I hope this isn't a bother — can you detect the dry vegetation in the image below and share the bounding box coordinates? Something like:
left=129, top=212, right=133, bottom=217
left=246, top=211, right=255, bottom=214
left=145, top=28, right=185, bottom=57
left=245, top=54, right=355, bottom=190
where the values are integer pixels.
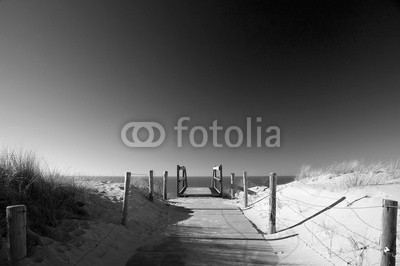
left=0, top=148, right=121, bottom=257
left=129, top=174, right=163, bottom=198
left=296, top=160, right=400, bottom=188
left=0, top=149, right=88, bottom=233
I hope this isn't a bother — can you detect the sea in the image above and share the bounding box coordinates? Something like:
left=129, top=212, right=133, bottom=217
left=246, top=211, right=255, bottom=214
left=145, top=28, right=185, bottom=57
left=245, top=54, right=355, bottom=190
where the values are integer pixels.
left=87, top=175, right=295, bottom=199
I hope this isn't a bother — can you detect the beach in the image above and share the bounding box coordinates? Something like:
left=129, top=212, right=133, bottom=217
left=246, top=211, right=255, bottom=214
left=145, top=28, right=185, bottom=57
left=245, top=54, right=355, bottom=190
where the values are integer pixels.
left=233, top=176, right=400, bottom=265
left=5, top=171, right=396, bottom=265
left=4, top=180, right=187, bottom=265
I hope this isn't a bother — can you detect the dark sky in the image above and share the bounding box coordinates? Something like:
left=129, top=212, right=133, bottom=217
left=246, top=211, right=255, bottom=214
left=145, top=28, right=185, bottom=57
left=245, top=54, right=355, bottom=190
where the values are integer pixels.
left=1, top=1, right=400, bottom=176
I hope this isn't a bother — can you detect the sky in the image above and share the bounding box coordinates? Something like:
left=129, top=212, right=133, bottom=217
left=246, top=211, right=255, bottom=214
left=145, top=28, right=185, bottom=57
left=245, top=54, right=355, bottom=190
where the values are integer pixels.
left=1, top=1, right=400, bottom=177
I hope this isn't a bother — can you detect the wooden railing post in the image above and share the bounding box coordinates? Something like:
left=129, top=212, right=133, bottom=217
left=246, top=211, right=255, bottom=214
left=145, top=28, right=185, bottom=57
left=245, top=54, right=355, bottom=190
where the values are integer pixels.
left=243, top=172, right=248, bottom=207
left=211, top=169, right=215, bottom=188
left=269, top=173, right=277, bottom=234
left=219, top=165, right=223, bottom=197
left=163, top=171, right=168, bottom=200
left=230, top=173, right=235, bottom=199
left=176, top=165, right=180, bottom=197
left=7, top=204, right=27, bottom=264
left=149, top=170, right=154, bottom=201
left=381, top=199, right=397, bottom=266
left=121, top=172, right=131, bottom=226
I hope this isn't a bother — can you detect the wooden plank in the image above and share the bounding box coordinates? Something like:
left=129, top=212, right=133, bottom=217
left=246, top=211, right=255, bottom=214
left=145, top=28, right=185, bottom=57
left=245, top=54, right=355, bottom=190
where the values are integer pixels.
left=181, top=187, right=220, bottom=197
left=128, top=198, right=279, bottom=265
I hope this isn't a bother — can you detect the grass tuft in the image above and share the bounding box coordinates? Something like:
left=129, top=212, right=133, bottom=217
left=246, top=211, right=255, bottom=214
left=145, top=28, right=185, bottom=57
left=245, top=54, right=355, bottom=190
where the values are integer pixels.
left=129, top=174, right=163, bottom=199
left=0, top=148, right=89, bottom=245
left=296, top=160, right=400, bottom=188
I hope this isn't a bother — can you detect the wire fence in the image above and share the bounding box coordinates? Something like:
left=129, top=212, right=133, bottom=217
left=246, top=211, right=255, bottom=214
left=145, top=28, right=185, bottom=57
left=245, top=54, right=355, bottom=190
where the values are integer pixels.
left=241, top=184, right=396, bottom=265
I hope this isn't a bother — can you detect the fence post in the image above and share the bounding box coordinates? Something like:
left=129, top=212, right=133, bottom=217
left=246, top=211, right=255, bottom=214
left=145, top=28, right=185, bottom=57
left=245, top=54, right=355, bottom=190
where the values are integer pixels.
left=219, top=165, right=223, bottom=197
left=7, top=204, right=27, bottom=264
left=381, top=199, right=397, bottom=266
left=243, top=172, right=248, bottom=208
left=149, top=170, right=154, bottom=201
left=269, top=172, right=277, bottom=234
left=176, top=165, right=179, bottom=197
left=163, top=171, right=168, bottom=200
left=230, top=173, right=235, bottom=199
left=121, top=172, right=131, bottom=226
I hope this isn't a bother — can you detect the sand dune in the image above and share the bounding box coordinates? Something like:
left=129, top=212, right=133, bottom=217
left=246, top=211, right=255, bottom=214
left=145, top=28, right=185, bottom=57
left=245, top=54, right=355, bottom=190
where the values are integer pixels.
left=15, top=176, right=400, bottom=265
left=234, top=180, right=400, bottom=265
left=21, top=181, right=185, bottom=266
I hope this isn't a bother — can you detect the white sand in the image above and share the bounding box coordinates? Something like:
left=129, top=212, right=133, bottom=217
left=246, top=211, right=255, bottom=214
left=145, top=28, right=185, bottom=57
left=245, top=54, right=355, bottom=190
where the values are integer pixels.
left=19, top=181, right=177, bottom=266
left=232, top=179, right=400, bottom=265
left=7, top=176, right=399, bottom=265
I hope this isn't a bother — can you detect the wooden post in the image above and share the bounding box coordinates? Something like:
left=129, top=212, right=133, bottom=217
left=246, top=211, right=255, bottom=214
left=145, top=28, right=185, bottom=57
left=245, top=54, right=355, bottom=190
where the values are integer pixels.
left=176, top=165, right=179, bottom=197
left=381, top=199, right=397, bottom=266
left=269, top=173, right=277, bottom=234
left=219, top=165, right=223, bottom=197
left=163, top=171, right=168, bottom=200
left=121, top=172, right=131, bottom=226
left=211, top=169, right=215, bottom=188
left=243, top=172, right=248, bottom=207
left=7, top=205, right=27, bottom=264
left=230, top=173, right=235, bottom=199
left=149, top=170, right=154, bottom=201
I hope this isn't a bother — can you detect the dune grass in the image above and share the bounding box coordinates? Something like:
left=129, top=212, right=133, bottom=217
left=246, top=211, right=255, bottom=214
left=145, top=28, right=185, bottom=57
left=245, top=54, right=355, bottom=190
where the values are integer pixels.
left=296, top=160, right=400, bottom=188
left=129, top=174, right=163, bottom=199
left=0, top=149, right=89, bottom=227
left=0, top=148, right=109, bottom=257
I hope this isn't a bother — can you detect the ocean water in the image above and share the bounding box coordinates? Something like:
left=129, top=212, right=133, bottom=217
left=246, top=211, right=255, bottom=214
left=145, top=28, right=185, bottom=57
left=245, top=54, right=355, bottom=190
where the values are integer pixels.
left=81, top=175, right=295, bottom=199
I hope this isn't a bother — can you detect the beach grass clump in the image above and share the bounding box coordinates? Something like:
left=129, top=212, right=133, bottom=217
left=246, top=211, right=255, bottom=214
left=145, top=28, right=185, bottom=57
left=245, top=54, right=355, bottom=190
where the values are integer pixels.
left=296, top=160, right=400, bottom=188
left=129, top=174, right=163, bottom=199
left=0, top=148, right=89, bottom=241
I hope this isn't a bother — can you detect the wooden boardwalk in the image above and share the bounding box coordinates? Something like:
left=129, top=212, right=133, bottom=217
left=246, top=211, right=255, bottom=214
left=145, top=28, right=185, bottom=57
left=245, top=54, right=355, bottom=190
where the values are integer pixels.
left=180, top=187, right=221, bottom=197
left=127, top=198, right=279, bottom=265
